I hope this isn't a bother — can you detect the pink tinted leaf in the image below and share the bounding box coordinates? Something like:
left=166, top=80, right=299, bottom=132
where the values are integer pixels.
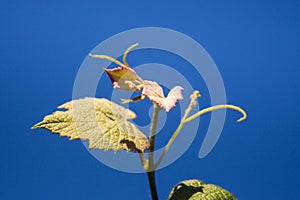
left=142, top=81, right=183, bottom=112
left=104, top=66, right=140, bottom=91
left=142, top=81, right=164, bottom=98
left=164, top=86, right=184, bottom=111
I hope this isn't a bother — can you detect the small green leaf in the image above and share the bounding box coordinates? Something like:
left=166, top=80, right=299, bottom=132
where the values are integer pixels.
left=32, top=98, right=149, bottom=152
left=168, top=179, right=236, bottom=200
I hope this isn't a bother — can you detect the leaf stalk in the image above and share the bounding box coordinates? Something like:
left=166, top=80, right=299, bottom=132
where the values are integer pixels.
left=146, top=103, right=160, bottom=200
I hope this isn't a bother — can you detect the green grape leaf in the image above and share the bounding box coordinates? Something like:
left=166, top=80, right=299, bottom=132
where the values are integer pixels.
left=31, top=97, right=149, bottom=152
left=142, top=80, right=183, bottom=112
left=168, top=179, right=236, bottom=200
left=104, top=66, right=141, bottom=91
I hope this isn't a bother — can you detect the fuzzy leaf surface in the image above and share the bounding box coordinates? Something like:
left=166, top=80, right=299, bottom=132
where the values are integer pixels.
left=32, top=98, right=149, bottom=152
left=168, top=179, right=236, bottom=200
left=142, top=80, right=183, bottom=112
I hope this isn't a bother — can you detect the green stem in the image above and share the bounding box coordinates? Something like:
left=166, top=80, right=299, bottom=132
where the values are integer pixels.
left=149, top=104, right=160, bottom=168
left=147, top=171, right=158, bottom=200
left=154, top=91, right=199, bottom=169
left=155, top=95, right=247, bottom=169
left=138, top=151, right=148, bottom=171
left=147, top=103, right=160, bottom=200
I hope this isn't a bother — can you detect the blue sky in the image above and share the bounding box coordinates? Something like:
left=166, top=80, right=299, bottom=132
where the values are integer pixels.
left=1, top=0, right=299, bottom=199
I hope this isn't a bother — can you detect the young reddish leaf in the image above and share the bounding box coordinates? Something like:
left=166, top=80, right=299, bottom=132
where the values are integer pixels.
left=142, top=81, right=183, bottom=112
left=104, top=66, right=141, bottom=91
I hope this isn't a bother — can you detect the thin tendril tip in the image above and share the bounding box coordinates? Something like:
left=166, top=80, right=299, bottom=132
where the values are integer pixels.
left=123, top=43, right=139, bottom=67
left=88, top=53, right=125, bottom=67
